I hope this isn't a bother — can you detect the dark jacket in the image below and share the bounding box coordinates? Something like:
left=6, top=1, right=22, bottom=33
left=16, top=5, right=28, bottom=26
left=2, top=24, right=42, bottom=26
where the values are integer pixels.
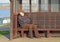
left=18, top=13, right=31, bottom=28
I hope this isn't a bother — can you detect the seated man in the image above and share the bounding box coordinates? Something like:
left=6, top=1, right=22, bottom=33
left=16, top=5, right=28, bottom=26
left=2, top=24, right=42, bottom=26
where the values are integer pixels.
left=17, top=11, right=39, bottom=38
left=18, top=11, right=31, bottom=28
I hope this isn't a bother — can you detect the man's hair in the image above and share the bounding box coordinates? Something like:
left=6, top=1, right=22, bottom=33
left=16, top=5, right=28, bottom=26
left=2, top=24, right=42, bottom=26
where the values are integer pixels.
left=20, top=10, right=24, bottom=13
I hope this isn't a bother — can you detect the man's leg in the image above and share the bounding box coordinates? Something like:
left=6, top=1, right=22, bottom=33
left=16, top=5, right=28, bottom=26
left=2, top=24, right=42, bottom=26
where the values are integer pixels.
left=23, top=24, right=33, bottom=38
left=33, top=25, right=39, bottom=37
left=28, top=25, right=33, bottom=38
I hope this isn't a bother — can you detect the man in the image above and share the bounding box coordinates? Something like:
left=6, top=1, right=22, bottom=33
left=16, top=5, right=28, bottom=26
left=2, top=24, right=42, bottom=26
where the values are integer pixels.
left=18, top=11, right=31, bottom=28
left=18, top=11, right=39, bottom=38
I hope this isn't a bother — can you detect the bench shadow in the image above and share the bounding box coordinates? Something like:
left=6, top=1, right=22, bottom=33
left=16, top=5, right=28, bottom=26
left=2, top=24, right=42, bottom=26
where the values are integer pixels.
left=0, top=25, right=10, bottom=39
left=0, top=31, right=10, bottom=39
left=4, top=34, right=10, bottom=39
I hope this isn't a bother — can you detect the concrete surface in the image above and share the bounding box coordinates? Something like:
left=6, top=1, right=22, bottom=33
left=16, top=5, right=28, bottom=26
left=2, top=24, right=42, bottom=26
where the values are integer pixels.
left=0, top=35, right=60, bottom=42
left=0, top=25, right=60, bottom=42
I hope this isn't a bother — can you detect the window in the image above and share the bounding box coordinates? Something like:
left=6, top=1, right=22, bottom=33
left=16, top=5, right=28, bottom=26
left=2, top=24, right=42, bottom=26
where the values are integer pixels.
left=16, top=0, right=20, bottom=12
left=31, top=0, right=39, bottom=12
left=51, top=0, right=59, bottom=12
left=22, top=0, right=30, bottom=12
left=17, top=0, right=22, bottom=4
left=41, top=0, right=48, bottom=12
left=16, top=0, right=60, bottom=12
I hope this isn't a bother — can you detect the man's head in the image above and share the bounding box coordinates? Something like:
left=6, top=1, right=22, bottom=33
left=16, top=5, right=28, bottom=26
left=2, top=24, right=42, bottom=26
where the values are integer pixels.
left=19, top=10, right=24, bottom=16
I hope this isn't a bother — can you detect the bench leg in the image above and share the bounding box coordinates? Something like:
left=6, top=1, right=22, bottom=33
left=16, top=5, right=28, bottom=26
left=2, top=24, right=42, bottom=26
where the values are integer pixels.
left=21, top=30, right=24, bottom=37
left=47, top=31, right=50, bottom=37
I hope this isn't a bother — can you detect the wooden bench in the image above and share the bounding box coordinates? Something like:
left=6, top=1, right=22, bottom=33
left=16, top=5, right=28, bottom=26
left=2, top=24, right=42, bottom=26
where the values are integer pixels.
left=14, top=14, right=60, bottom=38
left=37, top=28, right=60, bottom=37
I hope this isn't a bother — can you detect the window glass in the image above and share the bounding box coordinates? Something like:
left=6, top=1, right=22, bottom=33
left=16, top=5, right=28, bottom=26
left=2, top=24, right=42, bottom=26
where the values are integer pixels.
left=51, top=4, right=59, bottom=12
left=16, top=0, right=20, bottom=12
left=17, top=0, right=22, bottom=4
left=51, top=0, right=59, bottom=12
left=41, top=0, right=48, bottom=12
left=51, top=0, right=59, bottom=4
left=22, top=0, right=30, bottom=12
left=31, top=0, right=39, bottom=12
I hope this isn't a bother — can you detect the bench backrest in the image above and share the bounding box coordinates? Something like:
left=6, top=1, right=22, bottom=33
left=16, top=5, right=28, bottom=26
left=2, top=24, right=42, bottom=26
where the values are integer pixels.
left=16, top=13, right=60, bottom=28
